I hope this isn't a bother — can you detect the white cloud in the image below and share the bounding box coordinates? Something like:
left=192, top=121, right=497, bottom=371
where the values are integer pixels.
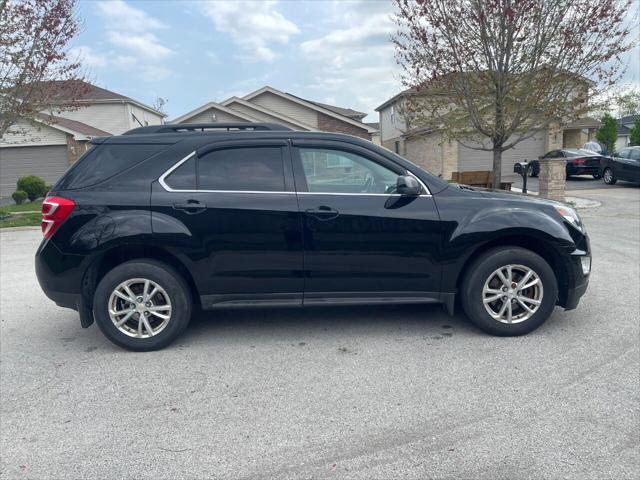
left=91, top=1, right=174, bottom=80
left=68, top=46, right=108, bottom=68
left=107, top=32, right=173, bottom=60
left=298, top=5, right=400, bottom=119
left=97, top=0, right=166, bottom=32
left=202, top=1, right=299, bottom=62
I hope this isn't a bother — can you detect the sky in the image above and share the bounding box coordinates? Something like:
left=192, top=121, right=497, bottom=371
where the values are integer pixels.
left=70, top=0, right=639, bottom=122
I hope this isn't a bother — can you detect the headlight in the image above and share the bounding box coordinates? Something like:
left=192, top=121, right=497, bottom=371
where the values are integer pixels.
left=554, top=205, right=585, bottom=232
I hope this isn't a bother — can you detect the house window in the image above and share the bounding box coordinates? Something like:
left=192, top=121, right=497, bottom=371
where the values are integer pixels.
left=390, top=105, right=395, bottom=124
left=394, top=141, right=400, bottom=154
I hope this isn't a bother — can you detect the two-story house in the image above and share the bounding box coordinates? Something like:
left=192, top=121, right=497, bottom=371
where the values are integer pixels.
left=376, top=87, right=600, bottom=180
left=0, top=81, right=165, bottom=198
left=171, top=86, right=378, bottom=141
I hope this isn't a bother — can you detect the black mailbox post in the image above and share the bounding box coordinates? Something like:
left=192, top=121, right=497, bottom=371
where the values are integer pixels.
left=514, top=160, right=530, bottom=194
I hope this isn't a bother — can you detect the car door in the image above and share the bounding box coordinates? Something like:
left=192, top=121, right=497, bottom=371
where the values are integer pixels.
left=151, top=140, right=304, bottom=308
left=290, top=140, right=442, bottom=304
left=621, top=149, right=640, bottom=182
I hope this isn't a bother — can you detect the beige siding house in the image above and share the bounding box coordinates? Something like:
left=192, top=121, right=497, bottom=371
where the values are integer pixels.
left=171, top=86, right=378, bottom=140
left=376, top=90, right=600, bottom=180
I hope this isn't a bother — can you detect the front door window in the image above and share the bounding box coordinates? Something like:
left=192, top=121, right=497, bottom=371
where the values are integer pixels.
left=299, top=148, right=399, bottom=194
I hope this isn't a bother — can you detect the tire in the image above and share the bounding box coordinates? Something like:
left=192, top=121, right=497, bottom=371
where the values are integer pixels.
left=93, top=259, right=192, bottom=351
left=603, top=167, right=617, bottom=185
left=460, top=247, right=558, bottom=336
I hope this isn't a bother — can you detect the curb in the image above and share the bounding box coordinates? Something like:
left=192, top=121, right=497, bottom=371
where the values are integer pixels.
left=0, top=226, right=40, bottom=232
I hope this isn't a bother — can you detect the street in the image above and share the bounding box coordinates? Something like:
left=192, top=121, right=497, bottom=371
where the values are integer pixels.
left=1, top=187, right=639, bottom=480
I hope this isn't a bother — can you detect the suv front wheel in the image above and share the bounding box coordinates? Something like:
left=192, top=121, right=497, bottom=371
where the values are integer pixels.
left=93, top=259, right=192, bottom=351
left=461, top=247, right=558, bottom=336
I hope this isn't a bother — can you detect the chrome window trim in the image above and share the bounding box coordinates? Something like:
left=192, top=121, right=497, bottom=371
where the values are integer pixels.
left=158, top=150, right=432, bottom=197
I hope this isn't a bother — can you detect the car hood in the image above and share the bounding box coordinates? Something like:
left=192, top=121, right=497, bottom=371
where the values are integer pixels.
left=448, top=183, right=566, bottom=208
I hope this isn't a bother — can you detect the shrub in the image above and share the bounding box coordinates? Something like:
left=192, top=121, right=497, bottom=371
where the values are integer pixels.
left=16, top=175, right=47, bottom=202
left=595, top=114, right=617, bottom=155
left=0, top=207, right=10, bottom=220
left=12, top=190, right=28, bottom=204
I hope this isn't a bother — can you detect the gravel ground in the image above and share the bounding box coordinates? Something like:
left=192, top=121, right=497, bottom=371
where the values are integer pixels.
left=1, top=186, right=638, bottom=480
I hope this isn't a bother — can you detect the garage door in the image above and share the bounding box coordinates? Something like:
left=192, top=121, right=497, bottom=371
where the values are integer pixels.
left=457, top=131, right=546, bottom=177
left=0, top=145, right=68, bottom=198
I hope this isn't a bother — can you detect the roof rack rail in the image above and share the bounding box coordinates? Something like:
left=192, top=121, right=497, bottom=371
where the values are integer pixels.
left=123, top=122, right=293, bottom=135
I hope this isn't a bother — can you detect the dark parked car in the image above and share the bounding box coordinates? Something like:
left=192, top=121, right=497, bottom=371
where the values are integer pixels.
left=36, top=123, right=591, bottom=351
left=600, top=146, right=640, bottom=185
left=540, top=149, right=604, bottom=179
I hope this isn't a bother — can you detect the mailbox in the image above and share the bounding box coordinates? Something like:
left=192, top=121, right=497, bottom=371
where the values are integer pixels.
left=513, top=161, right=530, bottom=193
left=514, top=161, right=528, bottom=175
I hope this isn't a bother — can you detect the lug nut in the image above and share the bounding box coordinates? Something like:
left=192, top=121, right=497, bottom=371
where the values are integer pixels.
left=146, top=302, right=151, bottom=307
left=144, top=311, right=149, bottom=316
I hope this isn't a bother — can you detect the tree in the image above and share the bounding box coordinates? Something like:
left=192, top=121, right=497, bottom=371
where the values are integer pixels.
left=393, top=0, right=635, bottom=188
left=152, top=96, right=168, bottom=115
left=630, top=117, right=640, bottom=146
left=615, top=88, right=640, bottom=118
left=0, top=0, right=87, bottom=137
left=596, top=114, right=618, bottom=154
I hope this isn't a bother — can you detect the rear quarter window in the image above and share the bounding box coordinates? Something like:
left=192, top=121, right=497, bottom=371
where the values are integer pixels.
left=56, top=143, right=167, bottom=190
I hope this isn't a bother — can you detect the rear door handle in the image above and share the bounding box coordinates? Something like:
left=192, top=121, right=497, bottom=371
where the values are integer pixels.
left=305, top=205, right=339, bottom=221
left=173, top=200, right=206, bottom=214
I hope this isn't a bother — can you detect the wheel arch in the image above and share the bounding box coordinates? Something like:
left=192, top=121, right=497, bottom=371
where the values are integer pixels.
left=81, top=245, right=201, bottom=313
left=454, top=234, right=570, bottom=305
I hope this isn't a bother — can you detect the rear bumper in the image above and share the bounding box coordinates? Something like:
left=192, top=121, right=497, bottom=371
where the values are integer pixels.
left=35, top=239, right=84, bottom=311
left=567, top=165, right=600, bottom=176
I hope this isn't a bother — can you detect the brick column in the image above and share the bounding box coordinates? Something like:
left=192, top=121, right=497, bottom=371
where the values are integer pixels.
left=538, top=157, right=566, bottom=202
left=65, top=134, right=87, bottom=164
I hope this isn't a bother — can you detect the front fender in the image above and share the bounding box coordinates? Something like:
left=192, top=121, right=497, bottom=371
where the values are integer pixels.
left=440, top=206, right=576, bottom=292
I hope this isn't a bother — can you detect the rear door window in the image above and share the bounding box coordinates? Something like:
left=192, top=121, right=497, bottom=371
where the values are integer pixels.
left=164, top=155, right=196, bottom=190
left=197, top=146, right=285, bottom=191
left=57, top=143, right=167, bottom=190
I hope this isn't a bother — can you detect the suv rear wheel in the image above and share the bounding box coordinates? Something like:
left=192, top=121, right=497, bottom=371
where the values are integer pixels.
left=461, top=247, right=558, bottom=336
left=93, top=260, right=192, bottom=351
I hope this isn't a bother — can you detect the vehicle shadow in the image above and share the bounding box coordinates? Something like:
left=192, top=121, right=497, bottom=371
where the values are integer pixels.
left=178, top=303, right=476, bottom=346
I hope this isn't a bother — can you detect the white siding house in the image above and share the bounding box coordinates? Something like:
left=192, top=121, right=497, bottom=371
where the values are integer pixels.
left=0, top=81, right=165, bottom=198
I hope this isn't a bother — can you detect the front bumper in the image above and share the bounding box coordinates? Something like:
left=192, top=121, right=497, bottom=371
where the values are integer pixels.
left=560, top=246, right=591, bottom=310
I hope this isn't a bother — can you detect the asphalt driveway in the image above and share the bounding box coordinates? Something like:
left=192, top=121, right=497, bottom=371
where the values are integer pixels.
left=1, top=187, right=638, bottom=479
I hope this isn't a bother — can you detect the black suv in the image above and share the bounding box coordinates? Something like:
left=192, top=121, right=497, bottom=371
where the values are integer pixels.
left=36, top=123, right=591, bottom=351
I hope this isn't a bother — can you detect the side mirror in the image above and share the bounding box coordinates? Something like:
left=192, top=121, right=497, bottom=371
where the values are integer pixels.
left=396, top=175, right=421, bottom=196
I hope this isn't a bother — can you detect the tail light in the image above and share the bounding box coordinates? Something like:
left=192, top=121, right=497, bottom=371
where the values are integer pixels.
left=572, top=158, right=586, bottom=165
left=41, top=196, right=75, bottom=238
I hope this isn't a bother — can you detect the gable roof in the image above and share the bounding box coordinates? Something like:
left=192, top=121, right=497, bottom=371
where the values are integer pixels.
left=169, top=102, right=261, bottom=124
left=242, top=86, right=377, bottom=133
left=221, top=96, right=316, bottom=131
left=35, top=114, right=111, bottom=138
left=618, top=114, right=638, bottom=126
left=39, top=80, right=166, bottom=117
left=303, top=100, right=366, bottom=120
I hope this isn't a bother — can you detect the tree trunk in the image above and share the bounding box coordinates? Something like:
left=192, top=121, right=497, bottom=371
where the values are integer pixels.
left=492, top=148, right=502, bottom=190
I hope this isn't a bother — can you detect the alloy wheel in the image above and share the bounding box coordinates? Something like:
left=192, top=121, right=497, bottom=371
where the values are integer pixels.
left=603, top=168, right=613, bottom=184
left=482, top=264, right=544, bottom=324
left=108, top=278, right=172, bottom=338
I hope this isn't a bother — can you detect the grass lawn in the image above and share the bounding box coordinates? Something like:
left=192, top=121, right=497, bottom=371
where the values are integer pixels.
left=3, top=200, right=42, bottom=213
left=0, top=212, right=41, bottom=228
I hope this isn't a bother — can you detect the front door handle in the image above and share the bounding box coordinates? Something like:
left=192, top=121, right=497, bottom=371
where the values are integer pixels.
left=305, top=205, right=339, bottom=221
left=173, top=200, right=207, bottom=214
